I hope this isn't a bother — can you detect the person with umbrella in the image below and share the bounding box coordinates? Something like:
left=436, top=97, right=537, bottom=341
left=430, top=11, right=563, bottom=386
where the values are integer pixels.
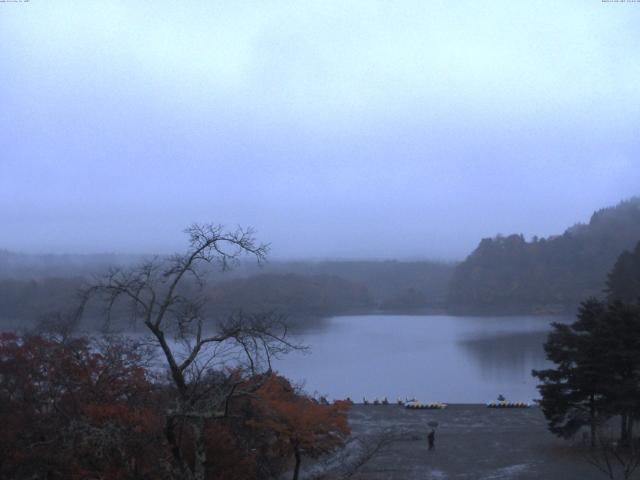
left=427, top=421, right=438, bottom=451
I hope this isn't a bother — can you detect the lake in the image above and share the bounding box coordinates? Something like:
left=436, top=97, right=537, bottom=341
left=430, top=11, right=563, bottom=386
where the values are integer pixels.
left=272, top=314, right=566, bottom=404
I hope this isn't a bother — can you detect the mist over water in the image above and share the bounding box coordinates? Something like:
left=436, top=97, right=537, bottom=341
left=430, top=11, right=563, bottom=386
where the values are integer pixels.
left=273, top=314, right=564, bottom=403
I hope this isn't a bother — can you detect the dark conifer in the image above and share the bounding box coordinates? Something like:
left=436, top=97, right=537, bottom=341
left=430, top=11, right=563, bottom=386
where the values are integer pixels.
left=606, top=241, right=640, bottom=304
left=533, top=299, right=640, bottom=446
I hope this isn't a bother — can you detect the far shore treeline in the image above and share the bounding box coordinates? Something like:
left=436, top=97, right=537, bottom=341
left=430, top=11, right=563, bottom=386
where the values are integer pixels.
left=1, top=197, right=639, bottom=330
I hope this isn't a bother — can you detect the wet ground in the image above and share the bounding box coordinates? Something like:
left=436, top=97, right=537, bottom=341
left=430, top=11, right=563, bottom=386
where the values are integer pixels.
left=310, top=405, right=607, bottom=480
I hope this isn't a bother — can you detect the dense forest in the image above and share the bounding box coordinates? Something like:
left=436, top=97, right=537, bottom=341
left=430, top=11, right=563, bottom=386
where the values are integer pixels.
left=206, top=273, right=374, bottom=325
left=1, top=197, right=639, bottom=326
left=448, top=198, right=640, bottom=313
left=0, top=255, right=454, bottom=330
left=257, top=260, right=454, bottom=312
left=0, top=250, right=138, bottom=279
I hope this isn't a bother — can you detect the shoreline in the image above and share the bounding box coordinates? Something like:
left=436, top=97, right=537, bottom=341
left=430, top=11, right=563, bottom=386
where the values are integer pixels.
left=302, top=404, right=603, bottom=479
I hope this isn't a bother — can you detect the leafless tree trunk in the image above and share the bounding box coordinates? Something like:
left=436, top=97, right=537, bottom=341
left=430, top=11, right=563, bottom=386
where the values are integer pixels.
left=293, top=442, right=302, bottom=480
left=585, top=425, right=640, bottom=480
left=78, top=223, right=300, bottom=480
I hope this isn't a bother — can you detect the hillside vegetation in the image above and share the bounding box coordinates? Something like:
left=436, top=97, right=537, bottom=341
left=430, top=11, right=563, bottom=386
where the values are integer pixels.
left=2, top=198, right=639, bottom=325
left=448, top=198, right=640, bottom=313
left=0, top=258, right=454, bottom=329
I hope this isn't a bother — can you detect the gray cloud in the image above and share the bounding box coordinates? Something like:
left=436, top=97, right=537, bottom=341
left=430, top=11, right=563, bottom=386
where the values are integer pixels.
left=1, top=1, right=639, bottom=259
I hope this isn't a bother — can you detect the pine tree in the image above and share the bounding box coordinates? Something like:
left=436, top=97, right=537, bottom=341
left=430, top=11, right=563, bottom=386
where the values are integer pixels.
left=532, top=299, right=610, bottom=446
left=607, top=241, right=640, bottom=303
left=533, top=299, right=640, bottom=445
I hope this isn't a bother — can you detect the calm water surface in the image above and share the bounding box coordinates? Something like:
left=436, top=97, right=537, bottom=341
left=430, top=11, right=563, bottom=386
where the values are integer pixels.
left=273, top=315, right=566, bottom=404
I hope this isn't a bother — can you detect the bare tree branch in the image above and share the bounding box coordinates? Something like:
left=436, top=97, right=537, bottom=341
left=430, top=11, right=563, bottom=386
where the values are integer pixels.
left=77, top=223, right=298, bottom=480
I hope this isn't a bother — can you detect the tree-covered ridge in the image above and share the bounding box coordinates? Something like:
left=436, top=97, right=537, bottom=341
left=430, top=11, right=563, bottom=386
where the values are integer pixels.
left=0, top=261, right=455, bottom=329
left=206, top=273, right=374, bottom=326
left=448, top=197, right=640, bottom=313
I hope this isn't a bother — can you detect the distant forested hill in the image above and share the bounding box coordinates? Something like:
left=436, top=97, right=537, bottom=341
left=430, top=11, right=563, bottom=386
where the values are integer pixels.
left=206, top=274, right=374, bottom=325
left=447, top=198, right=640, bottom=313
left=257, top=260, right=455, bottom=311
left=0, top=251, right=142, bottom=279
left=0, top=253, right=455, bottom=329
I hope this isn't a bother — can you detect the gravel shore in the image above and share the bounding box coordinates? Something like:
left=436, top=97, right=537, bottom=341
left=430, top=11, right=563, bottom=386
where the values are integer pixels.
left=317, top=404, right=606, bottom=480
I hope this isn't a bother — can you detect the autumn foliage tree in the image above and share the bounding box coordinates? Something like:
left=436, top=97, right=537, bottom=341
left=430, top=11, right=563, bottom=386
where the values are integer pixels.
left=250, top=374, right=351, bottom=480
left=0, top=333, right=352, bottom=480
left=0, top=332, right=164, bottom=479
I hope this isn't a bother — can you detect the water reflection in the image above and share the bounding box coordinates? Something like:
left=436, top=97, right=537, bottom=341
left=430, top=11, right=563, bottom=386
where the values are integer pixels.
left=459, top=331, right=551, bottom=384
left=273, top=315, right=566, bottom=403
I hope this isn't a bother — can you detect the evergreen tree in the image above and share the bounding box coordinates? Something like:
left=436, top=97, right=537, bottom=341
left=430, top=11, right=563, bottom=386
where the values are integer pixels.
left=532, top=299, right=609, bottom=446
left=606, top=241, right=640, bottom=304
left=594, top=301, right=640, bottom=443
left=533, top=299, right=640, bottom=445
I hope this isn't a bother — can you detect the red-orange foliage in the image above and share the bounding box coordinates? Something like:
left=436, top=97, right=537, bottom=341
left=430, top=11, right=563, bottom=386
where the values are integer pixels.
left=0, top=334, right=350, bottom=480
left=0, top=333, right=164, bottom=480
left=203, top=423, right=258, bottom=480
left=251, top=374, right=351, bottom=480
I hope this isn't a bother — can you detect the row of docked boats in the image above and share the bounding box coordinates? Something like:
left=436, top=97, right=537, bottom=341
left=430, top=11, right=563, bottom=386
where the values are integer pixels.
left=356, top=397, right=531, bottom=408
left=486, top=401, right=531, bottom=408
left=405, top=401, right=448, bottom=410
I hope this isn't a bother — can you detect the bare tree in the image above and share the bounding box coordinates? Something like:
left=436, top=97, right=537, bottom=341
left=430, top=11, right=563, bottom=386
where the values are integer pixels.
left=78, top=223, right=300, bottom=480
left=585, top=425, right=640, bottom=480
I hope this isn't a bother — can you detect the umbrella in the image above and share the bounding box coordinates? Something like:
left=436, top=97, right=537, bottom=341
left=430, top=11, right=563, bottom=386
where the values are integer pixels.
left=427, top=421, right=439, bottom=429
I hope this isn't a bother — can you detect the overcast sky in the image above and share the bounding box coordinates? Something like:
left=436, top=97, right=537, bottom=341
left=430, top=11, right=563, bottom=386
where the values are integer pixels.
left=1, top=1, right=639, bottom=260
